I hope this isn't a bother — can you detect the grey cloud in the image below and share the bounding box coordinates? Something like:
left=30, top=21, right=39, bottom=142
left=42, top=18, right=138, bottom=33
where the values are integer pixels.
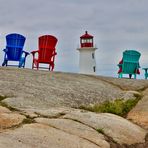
left=0, top=0, right=148, bottom=78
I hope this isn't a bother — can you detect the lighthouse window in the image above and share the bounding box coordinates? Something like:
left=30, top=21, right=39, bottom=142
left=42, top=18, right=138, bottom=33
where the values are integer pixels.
left=93, top=66, right=96, bottom=72
left=92, top=53, right=94, bottom=59
left=82, top=39, right=86, bottom=43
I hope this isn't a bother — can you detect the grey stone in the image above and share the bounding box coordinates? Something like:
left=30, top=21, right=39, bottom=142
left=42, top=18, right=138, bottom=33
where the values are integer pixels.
left=0, top=67, right=142, bottom=109
left=0, top=123, right=100, bottom=148
left=35, top=118, right=110, bottom=148
left=64, top=111, right=147, bottom=145
left=0, top=106, right=25, bottom=131
left=127, top=88, right=148, bottom=129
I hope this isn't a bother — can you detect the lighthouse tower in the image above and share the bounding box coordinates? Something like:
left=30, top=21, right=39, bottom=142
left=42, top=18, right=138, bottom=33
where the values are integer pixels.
left=77, top=31, right=97, bottom=75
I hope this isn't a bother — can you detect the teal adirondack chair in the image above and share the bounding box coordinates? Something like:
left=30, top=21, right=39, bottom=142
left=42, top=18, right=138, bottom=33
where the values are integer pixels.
left=118, top=50, right=141, bottom=79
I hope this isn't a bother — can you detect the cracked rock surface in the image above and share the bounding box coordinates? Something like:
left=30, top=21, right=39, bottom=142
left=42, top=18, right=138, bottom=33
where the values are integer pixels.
left=0, top=67, right=148, bottom=148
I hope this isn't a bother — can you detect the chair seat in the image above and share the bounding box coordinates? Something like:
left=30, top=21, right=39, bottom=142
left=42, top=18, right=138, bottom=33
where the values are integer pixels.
left=34, top=58, right=54, bottom=64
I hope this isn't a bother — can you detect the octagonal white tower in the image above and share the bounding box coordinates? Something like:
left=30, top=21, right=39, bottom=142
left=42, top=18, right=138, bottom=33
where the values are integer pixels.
left=77, top=31, right=97, bottom=75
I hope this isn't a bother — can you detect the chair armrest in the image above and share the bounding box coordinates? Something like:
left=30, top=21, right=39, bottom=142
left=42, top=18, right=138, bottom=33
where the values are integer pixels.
left=143, top=68, right=148, bottom=73
left=3, top=48, right=8, bottom=52
left=31, top=50, right=39, bottom=55
left=142, top=68, right=148, bottom=70
left=31, top=50, right=39, bottom=58
left=22, top=51, right=30, bottom=57
left=52, top=52, right=57, bottom=56
left=117, top=64, right=122, bottom=67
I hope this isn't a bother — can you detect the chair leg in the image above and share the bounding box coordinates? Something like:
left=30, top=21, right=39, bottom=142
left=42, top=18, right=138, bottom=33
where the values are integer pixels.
left=23, top=59, right=26, bottom=68
left=129, top=74, right=132, bottom=79
left=32, top=60, right=38, bottom=70
left=51, top=64, right=55, bottom=71
left=119, top=73, right=122, bottom=78
left=19, top=57, right=25, bottom=68
left=2, top=62, right=5, bottom=66
left=37, top=63, right=39, bottom=70
left=32, top=62, right=34, bottom=69
left=6, top=60, right=8, bottom=66
left=2, top=60, right=7, bottom=66
left=145, top=74, right=147, bottom=80
left=49, top=65, right=51, bottom=71
left=145, top=71, right=148, bottom=79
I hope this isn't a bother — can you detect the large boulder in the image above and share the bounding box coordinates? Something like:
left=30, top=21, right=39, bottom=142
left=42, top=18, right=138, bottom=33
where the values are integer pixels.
left=64, top=110, right=147, bottom=145
left=127, top=88, right=148, bottom=129
left=0, top=67, right=142, bottom=109
left=35, top=118, right=110, bottom=148
left=0, top=123, right=101, bottom=148
left=0, top=106, right=25, bottom=132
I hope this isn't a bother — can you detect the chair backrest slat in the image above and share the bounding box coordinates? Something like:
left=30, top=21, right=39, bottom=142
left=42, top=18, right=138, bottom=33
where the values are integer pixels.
left=6, top=33, right=26, bottom=61
left=123, top=50, right=140, bottom=62
left=122, top=50, right=141, bottom=74
left=38, top=35, right=57, bottom=62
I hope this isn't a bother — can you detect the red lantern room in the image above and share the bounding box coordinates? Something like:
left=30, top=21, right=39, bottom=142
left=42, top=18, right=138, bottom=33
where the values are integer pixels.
left=80, top=31, right=93, bottom=48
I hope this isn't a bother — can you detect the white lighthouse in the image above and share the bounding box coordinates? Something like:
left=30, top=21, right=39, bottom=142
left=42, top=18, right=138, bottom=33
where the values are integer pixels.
left=77, top=31, right=97, bottom=75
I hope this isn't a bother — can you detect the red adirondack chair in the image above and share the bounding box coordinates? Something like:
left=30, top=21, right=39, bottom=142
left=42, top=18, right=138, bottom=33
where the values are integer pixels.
left=31, top=35, right=58, bottom=71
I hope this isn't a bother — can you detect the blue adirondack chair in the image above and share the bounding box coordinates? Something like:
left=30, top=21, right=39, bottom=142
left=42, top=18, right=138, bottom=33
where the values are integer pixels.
left=2, top=33, right=29, bottom=68
left=118, top=50, right=141, bottom=79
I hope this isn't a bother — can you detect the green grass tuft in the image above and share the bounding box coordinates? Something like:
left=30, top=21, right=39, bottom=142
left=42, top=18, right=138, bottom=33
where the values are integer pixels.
left=96, top=128, right=104, bottom=134
left=0, top=101, right=19, bottom=111
left=79, top=98, right=140, bottom=117
left=22, top=118, right=35, bottom=124
left=0, top=95, right=7, bottom=101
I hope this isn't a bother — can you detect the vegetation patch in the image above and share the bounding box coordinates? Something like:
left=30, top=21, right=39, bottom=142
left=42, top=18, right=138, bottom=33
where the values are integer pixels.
left=22, top=118, right=35, bottom=124
left=79, top=98, right=140, bottom=117
left=0, top=95, right=20, bottom=111
left=96, top=128, right=104, bottom=134
left=0, top=101, right=19, bottom=111
left=0, top=95, right=7, bottom=101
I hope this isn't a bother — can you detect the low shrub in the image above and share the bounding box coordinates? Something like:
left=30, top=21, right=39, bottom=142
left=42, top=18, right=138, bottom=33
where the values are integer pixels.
left=79, top=98, right=140, bottom=117
left=0, top=95, right=7, bottom=101
left=96, top=128, right=104, bottom=134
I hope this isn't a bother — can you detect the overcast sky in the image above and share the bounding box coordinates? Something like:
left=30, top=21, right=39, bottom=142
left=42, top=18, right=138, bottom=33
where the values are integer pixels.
left=0, top=0, right=148, bottom=79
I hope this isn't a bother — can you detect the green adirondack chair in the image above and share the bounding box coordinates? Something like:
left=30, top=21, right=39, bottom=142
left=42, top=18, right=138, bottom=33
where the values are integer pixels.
left=118, top=50, right=141, bottom=79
